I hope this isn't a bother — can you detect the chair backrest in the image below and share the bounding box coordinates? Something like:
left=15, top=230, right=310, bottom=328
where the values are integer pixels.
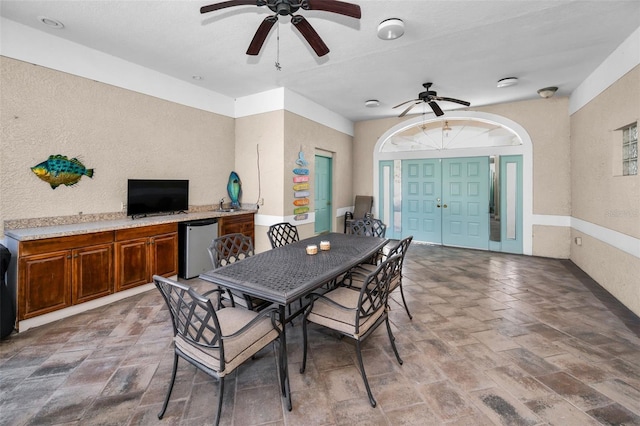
left=385, top=236, right=413, bottom=280
left=209, top=233, right=254, bottom=268
left=355, top=254, right=402, bottom=331
left=352, top=196, right=374, bottom=220
left=267, top=222, right=300, bottom=248
left=386, top=236, right=413, bottom=264
left=154, top=276, right=224, bottom=368
left=349, top=218, right=387, bottom=238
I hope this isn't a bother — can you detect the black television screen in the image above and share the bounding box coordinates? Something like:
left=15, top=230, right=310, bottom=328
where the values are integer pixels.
left=127, top=179, right=189, bottom=218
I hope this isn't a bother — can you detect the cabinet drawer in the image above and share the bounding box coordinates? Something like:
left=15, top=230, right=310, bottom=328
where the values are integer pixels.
left=20, top=231, right=113, bottom=257
left=115, top=223, right=177, bottom=241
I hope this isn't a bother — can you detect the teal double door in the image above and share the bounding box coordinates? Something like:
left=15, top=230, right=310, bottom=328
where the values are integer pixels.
left=401, top=157, right=490, bottom=249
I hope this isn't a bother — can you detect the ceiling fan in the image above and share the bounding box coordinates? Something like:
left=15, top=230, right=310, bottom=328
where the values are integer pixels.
left=393, top=82, right=471, bottom=117
left=200, top=0, right=362, bottom=57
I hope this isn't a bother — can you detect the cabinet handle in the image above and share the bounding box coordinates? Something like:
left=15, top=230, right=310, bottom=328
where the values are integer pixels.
left=66, top=255, right=72, bottom=259
left=73, top=254, right=79, bottom=258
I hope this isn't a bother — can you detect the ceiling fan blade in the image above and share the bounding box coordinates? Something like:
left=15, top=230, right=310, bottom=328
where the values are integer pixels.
left=393, top=99, right=420, bottom=109
left=201, top=0, right=257, bottom=14
left=437, top=97, right=471, bottom=107
left=399, top=102, right=420, bottom=117
left=246, top=16, right=277, bottom=55
left=291, top=15, right=330, bottom=57
left=429, top=101, right=444, bottom=116
left=302, top=0, right=362, bottom=18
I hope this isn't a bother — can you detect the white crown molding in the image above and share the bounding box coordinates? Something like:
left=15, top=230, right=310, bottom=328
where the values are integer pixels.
left=569, top=26, right=640, bottom=115
left=0, top=18, right=235, bottom=117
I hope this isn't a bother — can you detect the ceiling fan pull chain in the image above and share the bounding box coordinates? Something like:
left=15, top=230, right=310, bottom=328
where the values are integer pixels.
left=275, top=21, right=282, bottom=71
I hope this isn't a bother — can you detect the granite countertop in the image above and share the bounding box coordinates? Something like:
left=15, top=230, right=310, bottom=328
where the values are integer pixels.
left=5, top=209, right=256, bottom=242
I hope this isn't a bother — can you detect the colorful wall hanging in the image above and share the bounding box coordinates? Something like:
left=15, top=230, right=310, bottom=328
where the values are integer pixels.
left=31, top=155, right=94, bottom=189
left=293, top=148, right=309, bottom=220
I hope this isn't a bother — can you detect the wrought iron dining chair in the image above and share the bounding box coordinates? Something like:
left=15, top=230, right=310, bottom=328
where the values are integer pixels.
left=299, top=254, right=403, bottom=408
left=343, top=236, right=414, bottom=319
left=154, top=275, right=284, bottom=426
left=349, top=218, right=387, bottom=264
left=267, top=222, right=300, bottom=248
left=208, top=233, right=270, bottom=311
left=344, top=195, right=374, bottom=233
left=349, top=217, right=387, bottom=237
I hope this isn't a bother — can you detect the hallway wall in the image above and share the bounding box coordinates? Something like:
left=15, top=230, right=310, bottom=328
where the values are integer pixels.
left=570, top=65, right=640, bottom=316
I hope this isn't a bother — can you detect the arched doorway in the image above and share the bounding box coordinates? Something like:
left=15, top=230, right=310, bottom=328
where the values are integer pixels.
left=373, top=111, right=532, bottom=255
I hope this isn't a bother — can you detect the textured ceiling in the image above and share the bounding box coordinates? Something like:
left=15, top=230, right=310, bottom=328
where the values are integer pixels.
left=1, top=0, right=639, bottom=121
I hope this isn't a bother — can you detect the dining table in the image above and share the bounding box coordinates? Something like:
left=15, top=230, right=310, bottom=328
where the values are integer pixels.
left=199, top=232, right=389, bottom=411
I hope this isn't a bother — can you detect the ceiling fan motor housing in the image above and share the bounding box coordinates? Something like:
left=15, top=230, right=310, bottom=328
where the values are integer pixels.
left=418, top=90, right=437, bottom=101
left=271, top=0, right=300, bottom=15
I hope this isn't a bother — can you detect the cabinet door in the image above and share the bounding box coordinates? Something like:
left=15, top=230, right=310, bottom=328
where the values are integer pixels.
left=19, top=251, right=71, bottom=320
left=72, top=244, right=113, bottom=304
left=115, top=238, right=150, bottom=291
left=219, top=214, right=255, bottom=242
left=151, top=232, right=178, bottom=278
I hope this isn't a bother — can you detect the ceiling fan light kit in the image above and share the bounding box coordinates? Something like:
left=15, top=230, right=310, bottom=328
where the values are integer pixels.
left=377, top=18, right=404, bottom=40
left=497, top=77, right=518, bottom=88
left=537, top=86, right=558, bottom=98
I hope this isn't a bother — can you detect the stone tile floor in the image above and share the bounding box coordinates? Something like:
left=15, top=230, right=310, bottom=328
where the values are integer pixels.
left=1, top=244, right=639, bottom=425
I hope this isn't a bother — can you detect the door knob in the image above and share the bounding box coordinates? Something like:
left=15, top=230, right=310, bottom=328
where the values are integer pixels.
left=443, top=204, right=448, bottom=208
left=437, top=204, right=441, bottom=208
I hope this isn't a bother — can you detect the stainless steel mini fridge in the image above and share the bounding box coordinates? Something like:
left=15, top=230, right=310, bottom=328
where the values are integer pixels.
left=178, top=218, right=218, bottom=279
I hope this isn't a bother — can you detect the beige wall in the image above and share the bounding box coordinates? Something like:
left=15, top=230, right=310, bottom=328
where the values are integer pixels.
left=570, top=66, right=640, bottom=315
left=0, top=57, right=235, bottom=239
left=235, top=110, right=353, bottom=253
left=284, top=111, right=353, bottom=239
left=353, top=98, right=572, bottom=257
left=571, top=67, right=639, bottom=236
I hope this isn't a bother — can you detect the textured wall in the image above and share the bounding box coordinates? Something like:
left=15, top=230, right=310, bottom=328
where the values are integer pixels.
left=570, top=66, right=640, bottom=316
left=0, top=57, right=235, bottom=238
left=571, top=66, right=640, bottom=237
left=235, top=110, right=353, bottom=253
left=284, top=111, right=353, bottom=235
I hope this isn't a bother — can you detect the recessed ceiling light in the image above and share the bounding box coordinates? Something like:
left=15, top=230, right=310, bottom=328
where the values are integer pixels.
left=365, top=100, right=380, bottom=108
left=192, top=75, right=204, bottom=81
left=497, top=77, right=518, bottom=88
left=38, top=16, right=64, bottom=29
left=377, top=19, right=404, bottom=40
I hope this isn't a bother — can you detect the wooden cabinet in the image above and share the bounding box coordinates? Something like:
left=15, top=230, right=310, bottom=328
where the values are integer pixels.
left=115, top=223, right=178, bottom=291
left=219, top=213, right=255, bottom=242
left=17, top=232, right=113, bottom=320
left=72, top=244, right=113, bottom=304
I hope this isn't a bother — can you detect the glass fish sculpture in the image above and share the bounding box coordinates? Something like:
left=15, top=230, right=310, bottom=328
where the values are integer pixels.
left=227, top=171, right=242, bottom=208
left=31, top=155, right=94, bottom=189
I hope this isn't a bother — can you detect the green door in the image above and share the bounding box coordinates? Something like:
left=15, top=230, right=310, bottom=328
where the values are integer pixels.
left=314, top=155, right=332, bottom=234
left=401, top=159, right=442, bottom=243
left=395, top=157, right=489, bottom=248
left=442, top=157, right=490, bottom=249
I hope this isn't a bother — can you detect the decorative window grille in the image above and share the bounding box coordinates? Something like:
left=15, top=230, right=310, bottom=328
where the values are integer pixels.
left=622, top=122, right=638, bottom=176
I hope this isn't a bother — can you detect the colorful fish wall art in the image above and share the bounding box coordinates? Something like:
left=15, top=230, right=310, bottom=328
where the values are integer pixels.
left=31, top=155, right=94, bottom=189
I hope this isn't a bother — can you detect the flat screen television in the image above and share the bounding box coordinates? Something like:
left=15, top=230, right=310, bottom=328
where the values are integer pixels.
left=127, top=179, right=189, bottom=218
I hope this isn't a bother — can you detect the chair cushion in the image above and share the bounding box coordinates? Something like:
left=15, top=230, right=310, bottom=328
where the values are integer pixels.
left=348, top=268, right=400, bottom=292
left=174, top=307, right=279, bottom=377
left=307, top=287, right=384, bottom=339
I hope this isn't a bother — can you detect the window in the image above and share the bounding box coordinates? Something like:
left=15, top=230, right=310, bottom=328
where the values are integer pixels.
left=623, top=122, right=638, bottom=176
